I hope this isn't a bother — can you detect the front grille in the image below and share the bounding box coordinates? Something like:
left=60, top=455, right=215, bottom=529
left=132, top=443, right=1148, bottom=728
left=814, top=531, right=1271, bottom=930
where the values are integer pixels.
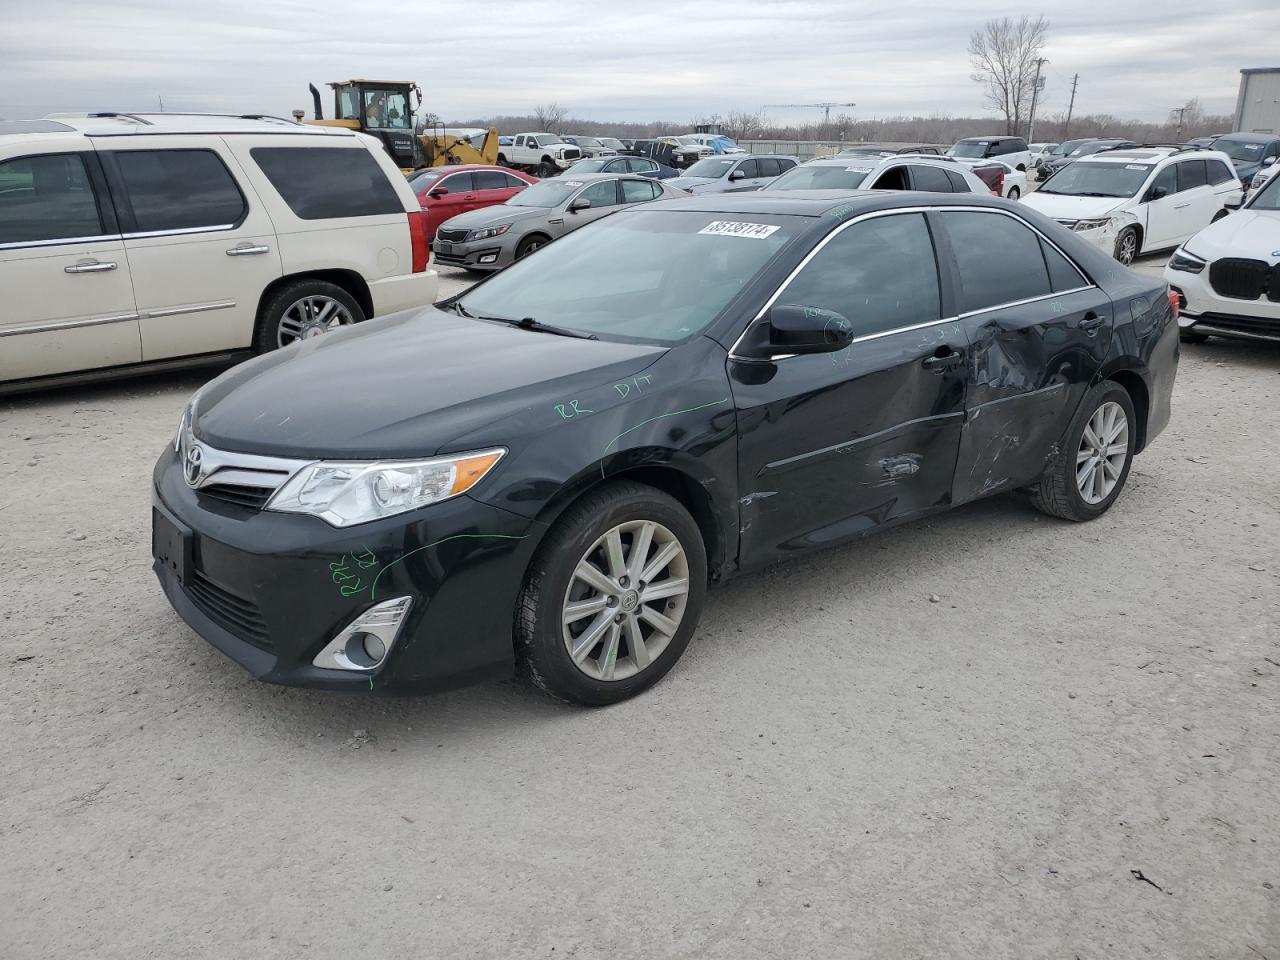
left=562, top=148, right=581, bottom=161
left=1209, top=257, right=1270, bottom=300
left=435, top=227, right=468, bottom=243
left=198, top=483, right=275, bottom=510
left=188, top=569, right=272, bottom=650
left=1196, top=312, right=1280, bottom=339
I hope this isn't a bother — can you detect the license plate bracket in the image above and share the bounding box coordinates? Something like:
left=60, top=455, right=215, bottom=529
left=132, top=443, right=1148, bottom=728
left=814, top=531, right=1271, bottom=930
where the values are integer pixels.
left=152, top=506, right=192, bottom=585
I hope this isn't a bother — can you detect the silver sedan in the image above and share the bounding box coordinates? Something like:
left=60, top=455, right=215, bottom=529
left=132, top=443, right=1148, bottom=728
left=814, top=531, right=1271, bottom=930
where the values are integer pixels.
left=431, top=173, right=688, bottom=273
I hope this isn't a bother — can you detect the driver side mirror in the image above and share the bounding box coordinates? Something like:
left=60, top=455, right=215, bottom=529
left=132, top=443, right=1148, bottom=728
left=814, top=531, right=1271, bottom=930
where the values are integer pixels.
left=1146, top=185, right=1168, bottom=202
left=1264, top=156, right=1277, bottom=167
left=428, top=187, right=448, bottom=198
left=767, top=304, right=854, bottom=354
left=1224, top=194, right=1244, bottom=211
left=729, top=169, right=746, bottom=181
left=569, top=198, right=592, bottom=212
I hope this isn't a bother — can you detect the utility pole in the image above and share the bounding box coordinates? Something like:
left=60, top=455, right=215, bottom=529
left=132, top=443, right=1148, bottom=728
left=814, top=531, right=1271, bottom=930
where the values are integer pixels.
left=1063, top=74, right=1079, bottom=139
left=1027, top=58, right=1047, bottom=143
left=1174, top=105, right=1187, bottom=141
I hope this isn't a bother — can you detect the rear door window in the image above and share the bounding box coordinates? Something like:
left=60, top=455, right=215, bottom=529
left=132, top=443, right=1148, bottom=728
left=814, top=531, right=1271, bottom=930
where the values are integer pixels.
left=0, top=152, right=105, bottom=244
left=1176, top=159, right=1208, bottom=191
left=473, top=170, right=513, bottom=190
left=621, top=179, right=660, bottom=203
left=943, top=169, right=972, bottom=192
left=940, top=211, right=1053, bottom=312
left=1206, top=159, right=1235, bottom=185
left=758, top=158, right=782, bottom=177
left=908, top=165, right=953, bottom=192
left=251, top=146, right=403, bottom=220
left=113, top=149, right=246, bottom=232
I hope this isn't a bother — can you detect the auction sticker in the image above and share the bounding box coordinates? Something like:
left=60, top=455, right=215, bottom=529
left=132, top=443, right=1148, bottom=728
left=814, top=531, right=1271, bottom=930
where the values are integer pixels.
left=698, top=221, right=781, bottom=239
left=1125, top=164, right=1151, bottom=171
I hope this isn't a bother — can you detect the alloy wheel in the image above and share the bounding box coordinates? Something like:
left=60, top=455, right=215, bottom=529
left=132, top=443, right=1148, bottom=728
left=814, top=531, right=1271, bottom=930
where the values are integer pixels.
left=1076, top=401, right=1129, bottom=504
left=561, top=520, right=690, bottom=681
left=1117, top=231, right=1137, bottom=265
left=277, top=295, right=355, bottom=348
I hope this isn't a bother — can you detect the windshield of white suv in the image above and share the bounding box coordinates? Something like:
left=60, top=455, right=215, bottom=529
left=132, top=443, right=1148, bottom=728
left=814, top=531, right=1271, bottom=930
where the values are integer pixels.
left=948, top=141, right=991, bottom=158
left=1038, top=161, right=1154, bottom=198
left=683, top=158, right=736, bottom=178
left=1214, top=138, right=1266, bottom=162
left=1250, top=171, right=1280, bottom=210
left=454, top=209, right=800, bottom=344
left=766, top=164, right=873, bottom=190
left=507, top=180, right=584, bottom=207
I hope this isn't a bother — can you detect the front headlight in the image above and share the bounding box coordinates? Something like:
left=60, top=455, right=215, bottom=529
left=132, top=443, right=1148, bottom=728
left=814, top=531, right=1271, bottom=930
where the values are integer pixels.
left=1168, top=249, right=1207, bottom=274
left=267, top=448, right=506, bottom=527
left=466, top=224, right=510, bottom=242
left=1072, top=218, right=1111, bottom=232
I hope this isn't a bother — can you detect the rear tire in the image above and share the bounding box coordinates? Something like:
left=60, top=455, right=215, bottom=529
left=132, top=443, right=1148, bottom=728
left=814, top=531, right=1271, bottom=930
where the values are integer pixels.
left=538, top=159, right=556, bottom=178
left=515, top=481, right=707, bottom=706
left=496, top=153, right=508, bottom=166
left=254, top=279, right=365, bottom=354
left=1030, top=381, right=1136, bottom=522
left=1008, top=186, right=1021, bottom=200
left=1113, top=226, right=1140, bottom=265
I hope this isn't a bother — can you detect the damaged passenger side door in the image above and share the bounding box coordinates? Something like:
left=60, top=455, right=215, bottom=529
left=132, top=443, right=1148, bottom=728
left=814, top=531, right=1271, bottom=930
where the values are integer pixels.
left=935, top=209, right=1112, bottom=503
left=730, top=210, right=969, bottom=569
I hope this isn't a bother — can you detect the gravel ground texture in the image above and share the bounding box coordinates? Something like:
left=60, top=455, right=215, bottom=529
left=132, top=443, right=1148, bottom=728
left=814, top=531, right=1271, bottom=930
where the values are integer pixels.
left=2, top=254, right=1277, bottom=960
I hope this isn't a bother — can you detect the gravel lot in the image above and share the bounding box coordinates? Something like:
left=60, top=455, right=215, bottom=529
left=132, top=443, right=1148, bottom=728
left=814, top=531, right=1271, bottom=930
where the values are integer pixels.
left=2, top=253, right=1278, bottom=960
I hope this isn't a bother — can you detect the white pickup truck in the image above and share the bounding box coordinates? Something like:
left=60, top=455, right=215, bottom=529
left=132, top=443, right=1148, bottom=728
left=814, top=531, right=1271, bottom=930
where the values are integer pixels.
left=497, top=133, right=583, bottom=177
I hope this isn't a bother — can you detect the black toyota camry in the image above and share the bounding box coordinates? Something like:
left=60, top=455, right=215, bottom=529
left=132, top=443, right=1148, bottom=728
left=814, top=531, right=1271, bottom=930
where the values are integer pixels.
left=153, top=191, right=1179, bottom=705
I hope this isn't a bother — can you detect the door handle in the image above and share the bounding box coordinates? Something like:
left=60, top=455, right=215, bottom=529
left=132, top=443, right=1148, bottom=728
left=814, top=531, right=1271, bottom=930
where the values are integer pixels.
left=1079, top=312, right=1105, bottom=331
left=922, top=348, right=964, bottom=371
left=64, top=261, right=117, bottom=274
left=1174, top=203, right=1190, bottom=210
left=226, top=244, right=270, bottom=256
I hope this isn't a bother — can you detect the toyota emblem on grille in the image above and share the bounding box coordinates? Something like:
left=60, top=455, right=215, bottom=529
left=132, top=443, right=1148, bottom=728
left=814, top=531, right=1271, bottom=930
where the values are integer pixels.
left=183, top=443, right=204, bottom=487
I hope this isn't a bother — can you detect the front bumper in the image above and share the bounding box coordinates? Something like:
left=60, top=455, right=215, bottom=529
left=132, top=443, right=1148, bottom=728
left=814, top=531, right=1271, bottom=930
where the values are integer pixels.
left=152, top=448, right=544, bottom=693
left=431, top=237, right=513, bottom=272
left=1167, top=264, right=1280, bottom=342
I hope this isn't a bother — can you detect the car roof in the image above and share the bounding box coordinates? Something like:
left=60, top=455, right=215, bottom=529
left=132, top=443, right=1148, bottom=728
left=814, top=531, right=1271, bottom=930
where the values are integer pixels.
left=1215, top=131, right=1279, bottom=143
left=34, top=112, right=351, bottom=138
left=413, top=164, right=523, bottom=174
left=640, top=190, right=1014, bottom=218
left=955, top=135, right=1016, bottom=142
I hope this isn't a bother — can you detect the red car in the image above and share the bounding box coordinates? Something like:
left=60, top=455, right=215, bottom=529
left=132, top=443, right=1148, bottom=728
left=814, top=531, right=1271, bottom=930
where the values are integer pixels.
left=408, top=164, right=538, bottom=241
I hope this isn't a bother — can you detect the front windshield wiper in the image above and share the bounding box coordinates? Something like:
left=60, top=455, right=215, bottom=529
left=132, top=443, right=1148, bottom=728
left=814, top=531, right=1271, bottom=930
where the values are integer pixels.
left=1042, top=190, right=1122, bottom=197
left=473, top=313, right=597, bottom=340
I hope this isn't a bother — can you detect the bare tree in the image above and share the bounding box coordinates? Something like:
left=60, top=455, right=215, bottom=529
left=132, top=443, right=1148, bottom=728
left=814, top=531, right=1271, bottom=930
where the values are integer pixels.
left=722, top=109, right=767, bottom=141
left=968, top=15, right=1049, bottom=136
left=532, top=103, right=568, bottom=134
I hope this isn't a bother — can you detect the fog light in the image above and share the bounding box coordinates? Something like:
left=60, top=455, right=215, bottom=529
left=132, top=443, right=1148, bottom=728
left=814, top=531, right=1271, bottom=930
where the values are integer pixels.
left=480, top=254, right=498, bottom=264
left=313, top=596, right=412, bottom=673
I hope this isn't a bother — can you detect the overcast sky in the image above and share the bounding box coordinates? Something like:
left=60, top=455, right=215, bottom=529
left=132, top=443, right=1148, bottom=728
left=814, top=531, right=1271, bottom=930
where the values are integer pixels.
left=3, top=0, right=1278, bottom=126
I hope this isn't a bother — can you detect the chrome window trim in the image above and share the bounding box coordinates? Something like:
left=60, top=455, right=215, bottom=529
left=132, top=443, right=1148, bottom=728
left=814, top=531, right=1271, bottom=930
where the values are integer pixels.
left=144, top=299, right=236, bottom=319
left=0, top=313, right=139, bottom=337
left=0, top=234, right=122, bottom=251
left=121, top=223, right=238, bottom=240
left=728, top=204, right=1097, bottom=361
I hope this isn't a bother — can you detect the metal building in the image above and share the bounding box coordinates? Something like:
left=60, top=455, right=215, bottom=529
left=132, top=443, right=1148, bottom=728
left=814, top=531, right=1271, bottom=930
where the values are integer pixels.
left=1235, top=67, right=1280, bottom=133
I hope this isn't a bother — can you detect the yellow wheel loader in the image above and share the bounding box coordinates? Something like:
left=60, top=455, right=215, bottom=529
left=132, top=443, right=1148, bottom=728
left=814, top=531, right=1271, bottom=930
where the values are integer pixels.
left=302, top=80, right=500, bottom=172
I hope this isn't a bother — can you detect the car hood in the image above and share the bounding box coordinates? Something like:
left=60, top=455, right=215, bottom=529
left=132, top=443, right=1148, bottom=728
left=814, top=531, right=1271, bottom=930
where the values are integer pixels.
left=667, top=176, right=720, bottom=190
left=1183, top=208, right=1280, bottom=262
left=193, top=309, right=666, bottom=459
left=438, top=205, right=552, bottom=231
left=1021, top=192, right=1125, bottom=220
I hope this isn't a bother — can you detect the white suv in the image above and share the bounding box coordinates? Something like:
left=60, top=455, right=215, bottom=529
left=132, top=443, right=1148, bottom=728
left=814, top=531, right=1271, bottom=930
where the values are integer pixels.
left=1023, top=146, right=1242, bottom=264
left=0, top=113, right=438, bottom=392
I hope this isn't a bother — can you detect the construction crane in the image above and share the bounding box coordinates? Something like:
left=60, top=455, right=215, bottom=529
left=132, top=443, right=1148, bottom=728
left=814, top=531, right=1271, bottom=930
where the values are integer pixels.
left=765, top=102, right=857, bottom=124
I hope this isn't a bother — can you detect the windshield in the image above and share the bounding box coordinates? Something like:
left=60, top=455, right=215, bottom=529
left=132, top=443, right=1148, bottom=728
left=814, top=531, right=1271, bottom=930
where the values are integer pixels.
left=683, top=157, right=736, bottom=179
left=573, top=137, right=603, bottom=148
left=1069, top=142, right=1117, bottom=158
left=407, top=170, right=444, bottom=190
left=363, top=89, right=410, bottom=129
left=455, top=210, right=800, bottom=344
left=766, top=164, right=872, bottom=191
left=839, top=148, right=892, bottom=158
left=599, top=138, right=626, bottom=150
left=565, top=159, right=610, bottom=174
left=1039, top=161, right=1153, bottom=198
left=507, top=180, right=584, bottom=207
left=1215, top=138, right=1266, bottom=162
left=948, top=141, right=991, bottom=158
left=1249, top=171, right=1280, bottom=210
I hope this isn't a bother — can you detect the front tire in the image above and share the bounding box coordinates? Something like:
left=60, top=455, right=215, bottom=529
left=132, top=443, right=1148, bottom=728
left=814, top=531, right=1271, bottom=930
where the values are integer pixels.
left=1007, top=186, right=1021, bottom=200
left=515, top=234, right=548, bottom=260
left=1114, top=226, right=1140, bottom=265
left=538, top=159, right=556, bottom=178
left=1030, top=382, right=1136, bottom=522
left=254, top=279, right=364, bottom=354
left=516, top=481, right=707, bottom=706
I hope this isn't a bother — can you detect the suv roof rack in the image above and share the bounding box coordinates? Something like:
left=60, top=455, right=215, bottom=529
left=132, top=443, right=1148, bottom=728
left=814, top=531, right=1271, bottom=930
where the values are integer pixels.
left=85, top=112, right=155, bottom=125
left=1126, top=142, right=1210, bottom=153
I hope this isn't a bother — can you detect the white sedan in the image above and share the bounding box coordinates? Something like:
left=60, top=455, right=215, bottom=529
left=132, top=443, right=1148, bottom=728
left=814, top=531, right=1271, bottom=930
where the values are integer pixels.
left=1165, top=166, right=1280, bottom=344
left=953, top=157, right=1026, bottom=199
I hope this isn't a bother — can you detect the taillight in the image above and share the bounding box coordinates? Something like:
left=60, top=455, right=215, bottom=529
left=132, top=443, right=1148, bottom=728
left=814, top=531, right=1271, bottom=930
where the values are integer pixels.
left=408, top=211, right=428, bottom=273
left=992, top=171, right=1005, bottom=196
left=1168, top=286, right=1181, bottom=320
